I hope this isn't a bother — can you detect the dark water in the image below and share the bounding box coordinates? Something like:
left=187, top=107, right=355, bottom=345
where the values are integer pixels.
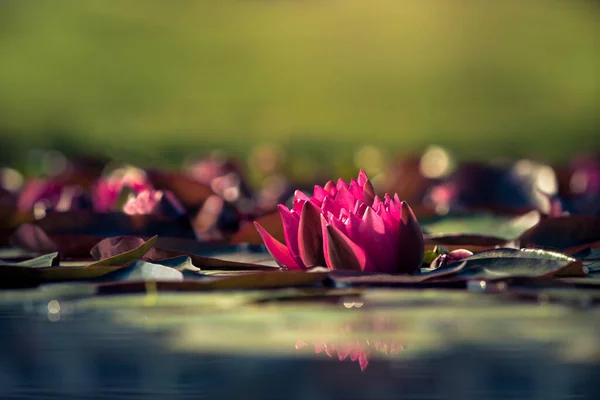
left=1, top=290, right=599, bottom=400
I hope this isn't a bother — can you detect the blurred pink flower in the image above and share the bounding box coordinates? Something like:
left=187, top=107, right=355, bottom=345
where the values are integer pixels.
left=93, top=167, right=152, bottom=212
left=122, top=190, right=185, bottom=217
left=17, top=179, right=88, bottom=214
left=255, top=170, right=424, bottom=273
left=17, top=179, right=63, bottom=212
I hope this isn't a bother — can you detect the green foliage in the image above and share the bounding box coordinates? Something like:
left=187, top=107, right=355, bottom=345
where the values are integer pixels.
left=0, top=0, right=599, bottom=170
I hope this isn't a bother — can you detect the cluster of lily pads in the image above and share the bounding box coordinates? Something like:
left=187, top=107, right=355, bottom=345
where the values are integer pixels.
left=0, top=150, right=598, bottom=294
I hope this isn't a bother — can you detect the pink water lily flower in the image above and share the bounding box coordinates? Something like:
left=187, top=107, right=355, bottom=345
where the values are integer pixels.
left=93, top=166, right=152, bottom=212
left=255, top=170, right=424, bottom=273
left=122, top=190, right=185, bottom=217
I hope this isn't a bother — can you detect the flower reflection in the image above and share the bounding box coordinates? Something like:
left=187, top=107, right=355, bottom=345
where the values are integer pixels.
left=295, top=316, right=406, bottom=371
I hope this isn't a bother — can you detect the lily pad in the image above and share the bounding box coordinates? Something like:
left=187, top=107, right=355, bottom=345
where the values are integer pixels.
left=433, top=248, right=586, bottom=280
left=88, top=235, right=158, bottom=267
left=99, top=259, right=184, bottom=282
left=0, top=252, right=59, bottom=268
left=422, top=212, right=540, bottom=241
left=519, top=215, right=600, bottom=252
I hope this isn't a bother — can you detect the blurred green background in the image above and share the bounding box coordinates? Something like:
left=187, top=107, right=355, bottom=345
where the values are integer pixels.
left=0, top=0, right=598, bottom=174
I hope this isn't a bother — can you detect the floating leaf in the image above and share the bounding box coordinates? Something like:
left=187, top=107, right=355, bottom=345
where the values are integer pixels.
left=38, top=266, right=125, bottom=282
left=88, top=235, right=158, bottom=267
left=231, top=212, right=284, bottom=245
left=331, top=262, right=468, bottom=286
left=96, top=270, right=330, bottom=294
left=519, top=215, right=600, bottom=252
left=424, top=233, right=508, bottom=247
left=10, top=223, right=58, bottom=253
left=155, top=236, right=264, bottom=257
left=99, top=259, right=184, bottom=282
left=148, top=247, right=276, bottom=270
left=434, top=248, right=586, bottom=280
left=11, top=225, right=102, bottom=257
left=0, top=252, right=59, bottom=268
left=89, top=235, right=275, bottom=271
left=33, top=211, right=195, bottom=238
left=155, top=255, right=199, bottom=272
left=146, top=169, right=213, bottom=209
left=90, top=236, right=146, bottom=260
left=0, top=264, right=126, bottom=287
left=422, top=212, right=540, bottom=241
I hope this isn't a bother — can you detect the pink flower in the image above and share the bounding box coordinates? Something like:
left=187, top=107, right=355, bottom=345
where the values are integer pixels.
left=17, top=179, right=88, bottom=214
left=93, top=167, right=152, bottom=212
left=255, top=170, right=424, bottom=273
left=122, top=190, right=185, bottom=217
left=17, top=179, right=63, bottom=212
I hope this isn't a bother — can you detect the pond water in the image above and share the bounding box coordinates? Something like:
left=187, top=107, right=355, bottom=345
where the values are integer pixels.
left=1, top=288, right=599, bottom=399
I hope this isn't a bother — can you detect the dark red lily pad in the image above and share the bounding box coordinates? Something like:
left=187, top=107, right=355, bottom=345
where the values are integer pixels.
left=11, top=223, right=58, bottom=254
left=31, top=210, right=196, bottom=238
left=231, top=212, right=284, bottom=245
left=146, top=169, right=213, bottom=210
left=519, top=215, right=600, bottom=252
left=424, top=233, right=508, bottom=247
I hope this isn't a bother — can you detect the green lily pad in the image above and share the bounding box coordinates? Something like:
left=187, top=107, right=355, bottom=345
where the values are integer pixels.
left=0, top=252, right=59, bottom=268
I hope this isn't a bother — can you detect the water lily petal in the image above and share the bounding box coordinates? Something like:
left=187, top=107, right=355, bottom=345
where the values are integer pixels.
left=298, top=201, right=326, bottom=267
left=322, top=196, right=342, bottom=220
left=352, top=200, right=368, bottom=219
left=278, top=205, right=305, bottom=268
left=324, top=344, right=336, bottom=358
left=335, top=185, right=357, bottom=213
left=396, top=201, right=425, bottom=273
left=358, top=352, right=369, bottom=371
left=254, top=222, right=301, bottom=269
left=337, top=346, right=351, bottom=361
left=336, top=178, right=349, bottom=191
left=314, top=343, right=326, bottom=354
left=348, top=179, right=363, bottom=201
left=360, top=207, right=396, bottom=272
left=293, top=190, right=310, bottom=213
left=323, top=222, right=367, bottom=271
left=313, top=185, right=329, bottom=205
left=372, top=196, right=382, bottom=213
left=358, top=170, right=369, bottom=186
left=362, top=180, right=376, bottom=205
left=362, top=206, right=385, bottom=234
left=324, top=180, right=337, bottom=196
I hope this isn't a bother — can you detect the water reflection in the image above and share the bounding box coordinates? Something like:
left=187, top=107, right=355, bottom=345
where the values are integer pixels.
left=2, top=289, right=600, bottom=399
left=295, top=315, right=406, bottom=371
